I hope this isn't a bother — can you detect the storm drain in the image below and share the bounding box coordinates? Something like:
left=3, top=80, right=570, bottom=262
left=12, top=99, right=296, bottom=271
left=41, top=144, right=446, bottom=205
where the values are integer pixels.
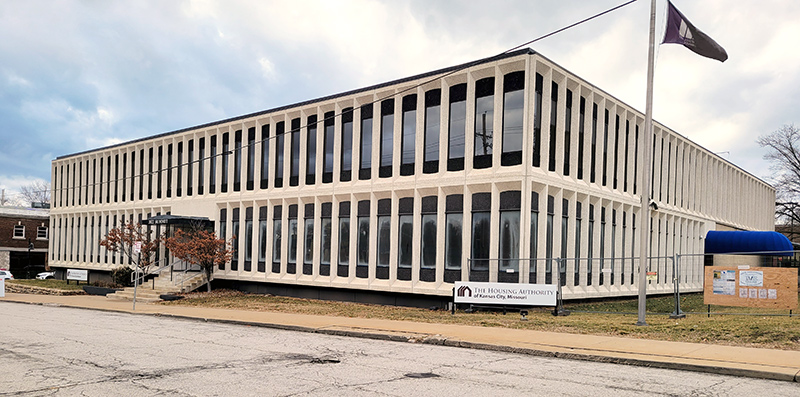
left=404, top=372, right=440, bottom=379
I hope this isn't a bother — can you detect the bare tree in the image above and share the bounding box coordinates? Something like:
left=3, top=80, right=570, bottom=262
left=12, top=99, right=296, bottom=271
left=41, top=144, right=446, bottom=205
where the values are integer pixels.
left=18, top=180, right=51, bottom=206
left=99, top=221, right=162, bottom=276
left=758, top=124, right=800, bottom=232
left=0, top=189, right=13, bottom=206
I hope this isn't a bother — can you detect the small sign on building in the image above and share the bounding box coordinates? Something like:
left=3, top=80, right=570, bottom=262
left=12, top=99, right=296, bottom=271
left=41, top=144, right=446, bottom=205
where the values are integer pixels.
left=66, top=269, right=88, bottom=282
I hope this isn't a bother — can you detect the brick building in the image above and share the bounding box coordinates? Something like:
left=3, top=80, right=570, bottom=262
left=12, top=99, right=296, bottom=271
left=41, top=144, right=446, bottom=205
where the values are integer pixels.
left=1, top=206, right=50, bottom=278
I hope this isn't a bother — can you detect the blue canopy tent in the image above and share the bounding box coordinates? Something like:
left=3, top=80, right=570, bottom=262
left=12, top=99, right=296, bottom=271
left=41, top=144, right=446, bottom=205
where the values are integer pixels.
left=704, top=231, right=794, bottom=256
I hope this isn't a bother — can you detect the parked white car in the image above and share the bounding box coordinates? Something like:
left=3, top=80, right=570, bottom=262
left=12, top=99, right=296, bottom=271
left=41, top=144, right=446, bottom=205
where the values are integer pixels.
left=0, top=270, right=14, bottom=280
left=36, top=271, right=55, bottom=280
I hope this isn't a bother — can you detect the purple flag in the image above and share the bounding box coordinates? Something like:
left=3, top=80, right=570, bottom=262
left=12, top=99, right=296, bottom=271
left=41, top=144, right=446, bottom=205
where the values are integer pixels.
left=662, top=1, right=728, bottom=62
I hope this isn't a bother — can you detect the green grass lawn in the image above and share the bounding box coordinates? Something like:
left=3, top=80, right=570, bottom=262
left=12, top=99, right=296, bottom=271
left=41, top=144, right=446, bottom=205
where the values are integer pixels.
left=7, top=279, right=86, bottom=291
left=568, top=292, right=796, bottom=315
left=163, top=290, right=800, bottom=350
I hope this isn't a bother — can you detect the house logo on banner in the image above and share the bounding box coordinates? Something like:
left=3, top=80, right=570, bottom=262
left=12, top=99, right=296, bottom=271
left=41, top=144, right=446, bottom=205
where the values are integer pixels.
left=456, top=285, right=472, bottom=298
left=454, top=281, right=557, bottom=306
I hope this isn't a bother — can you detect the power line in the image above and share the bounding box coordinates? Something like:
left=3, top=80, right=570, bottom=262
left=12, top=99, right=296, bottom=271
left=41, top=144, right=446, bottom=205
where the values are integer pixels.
left=48, top=0, right=639, bottom=199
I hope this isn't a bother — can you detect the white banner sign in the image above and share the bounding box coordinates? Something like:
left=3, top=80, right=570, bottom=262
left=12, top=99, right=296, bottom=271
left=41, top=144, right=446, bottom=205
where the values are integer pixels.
left=66, top=269, right=88, bottom=281
left=0, top=278, right=5, bottom=297
left=454, top=281, right=557, bottom=306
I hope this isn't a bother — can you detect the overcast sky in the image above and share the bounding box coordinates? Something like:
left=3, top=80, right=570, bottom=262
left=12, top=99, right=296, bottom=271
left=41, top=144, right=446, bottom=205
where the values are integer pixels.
left=1, top=0, right=798, bottom=203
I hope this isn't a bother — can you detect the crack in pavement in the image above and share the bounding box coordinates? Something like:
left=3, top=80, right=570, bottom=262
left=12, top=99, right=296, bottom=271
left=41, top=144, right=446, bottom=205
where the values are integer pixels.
left=1, top=352, right=350, bottom=396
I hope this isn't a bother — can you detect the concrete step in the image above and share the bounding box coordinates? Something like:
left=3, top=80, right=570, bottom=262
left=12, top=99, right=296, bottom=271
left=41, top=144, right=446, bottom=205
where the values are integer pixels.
left=106, top=294, right=161, bottom=303
left=108, top=290, right=171, bottom=299
left=106, top=285, right=181, bottom=302
left=151, top=272, right=206, bottom=293
left=127, top=287, right=178, bottom=295
left=171, top=273, right=207, bottom=293
left=106, top=296, right=161, bottom=303
left=106, top=270, right=207, bottom=302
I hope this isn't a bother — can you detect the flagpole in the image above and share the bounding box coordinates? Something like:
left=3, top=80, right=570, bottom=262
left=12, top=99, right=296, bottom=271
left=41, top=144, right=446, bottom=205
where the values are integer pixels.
left=637, top=0, right=657, bottom=326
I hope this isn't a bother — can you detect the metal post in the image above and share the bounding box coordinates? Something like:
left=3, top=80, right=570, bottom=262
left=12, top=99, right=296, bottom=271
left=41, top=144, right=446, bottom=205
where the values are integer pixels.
left=670, top=253, right=686, bottom=319
left=637, top=0, right=657, bottom=327
left=451, top=287, right=455, bottom=315
left=132, top=264, right=139, bottom=311
left=552, top=258, right=570, bottom=316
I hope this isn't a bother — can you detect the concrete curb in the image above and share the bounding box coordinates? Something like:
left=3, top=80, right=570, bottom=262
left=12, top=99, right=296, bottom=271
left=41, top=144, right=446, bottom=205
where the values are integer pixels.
left=4, top=298, right=799, bottom=383
left=440, top=341, right=799, bottom=383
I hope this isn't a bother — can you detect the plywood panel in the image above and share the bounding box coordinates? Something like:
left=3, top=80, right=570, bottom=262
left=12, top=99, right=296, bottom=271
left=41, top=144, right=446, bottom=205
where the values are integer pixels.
left=703, top=266, right=798, bottom=310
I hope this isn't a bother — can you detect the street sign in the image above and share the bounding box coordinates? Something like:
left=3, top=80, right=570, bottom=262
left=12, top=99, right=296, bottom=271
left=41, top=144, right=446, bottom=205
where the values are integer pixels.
left=133, top=242, right=142, bottom=254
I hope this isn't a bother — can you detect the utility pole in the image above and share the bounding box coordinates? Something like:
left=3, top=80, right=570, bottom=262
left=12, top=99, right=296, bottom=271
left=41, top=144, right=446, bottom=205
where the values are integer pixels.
left=479, top=112, right=490, bottom=155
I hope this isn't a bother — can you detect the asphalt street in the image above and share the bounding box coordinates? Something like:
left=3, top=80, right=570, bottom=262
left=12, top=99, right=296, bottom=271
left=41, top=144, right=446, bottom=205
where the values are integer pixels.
left=2, top=302, right=798, bottom=396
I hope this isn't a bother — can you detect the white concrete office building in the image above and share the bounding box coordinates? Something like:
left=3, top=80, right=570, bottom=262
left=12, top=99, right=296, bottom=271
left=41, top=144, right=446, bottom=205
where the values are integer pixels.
left=49, top=49, right=774, bottom=305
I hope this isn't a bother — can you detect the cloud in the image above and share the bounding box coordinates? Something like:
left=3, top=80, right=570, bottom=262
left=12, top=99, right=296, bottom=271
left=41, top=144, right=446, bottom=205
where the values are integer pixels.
left=0, top=0, right=796, bottom=191
left=0, top=175, right=49, bottom=205
left=6, top=71, right=31, bottom=87
left=258, top=57, right=278, bottom=82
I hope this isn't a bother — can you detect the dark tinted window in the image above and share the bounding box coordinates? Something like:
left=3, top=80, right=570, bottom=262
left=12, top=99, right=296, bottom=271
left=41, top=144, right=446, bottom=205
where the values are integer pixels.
left=323, top=111, right=334, bottom=183
left=305, top=116, right=317, bottom=185
left=247, top=128, right=255, bottom=190
left=234, top=130, right=242, bottom=191
left=548, top=82, right=558, bottom=172
left=532, top=73, right=543, bottom=167
left=380, top=99, right=394, bottom=177
left=400, top=95, right=416, bottom=176
left=448, top=84, right=467, bottom=171
left=502, top=71, right=524, bottom=166
left=423, top=89, right=441, bottom=173
left=274, top=122, right=284, bottom=188
left=359, top=104, right=373, bottom=179
left=260, top=124, right=269, bottom=189
left=290, top=118, right=300, bottom=186
left=341, top=108, right=353, bottom=181
left=474, top=77, right=494, bottom=169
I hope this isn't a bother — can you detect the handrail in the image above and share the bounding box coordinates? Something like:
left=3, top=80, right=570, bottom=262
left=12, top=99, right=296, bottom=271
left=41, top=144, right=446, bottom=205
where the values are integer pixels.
left=130, top=258, right=182, bottom=286
left=150, top=259, right=179, bottom=277
left=178, top=263, right=203, bottom=292
left=127, top=258, right=207, bottom=293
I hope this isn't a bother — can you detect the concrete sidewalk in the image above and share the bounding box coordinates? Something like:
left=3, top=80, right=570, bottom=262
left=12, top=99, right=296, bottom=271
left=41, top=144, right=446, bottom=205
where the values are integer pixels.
left=2, top=292, right=799, bottom=383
